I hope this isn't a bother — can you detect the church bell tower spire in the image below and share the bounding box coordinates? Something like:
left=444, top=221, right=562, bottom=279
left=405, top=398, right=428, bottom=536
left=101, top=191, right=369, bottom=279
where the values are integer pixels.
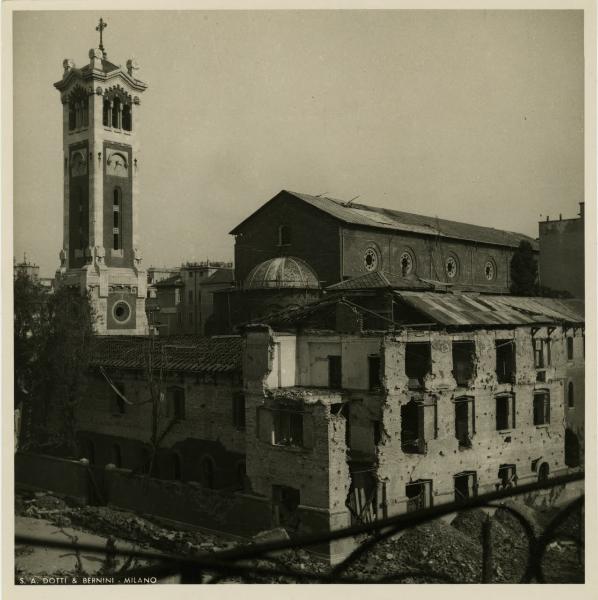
left=54, top=19, right=149, bottom=335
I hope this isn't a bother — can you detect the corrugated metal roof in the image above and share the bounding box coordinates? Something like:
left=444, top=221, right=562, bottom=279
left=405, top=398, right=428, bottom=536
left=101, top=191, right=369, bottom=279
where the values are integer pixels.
left=90, top=335, right=243, bottom=373
left=231, top=190, right=538, bottom=249
left=395, top=292, right=584, bottom=327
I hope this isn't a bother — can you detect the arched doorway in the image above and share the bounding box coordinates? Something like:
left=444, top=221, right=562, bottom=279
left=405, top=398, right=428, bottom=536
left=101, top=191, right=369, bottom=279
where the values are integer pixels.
left=538, top=462, right=550, bottom=482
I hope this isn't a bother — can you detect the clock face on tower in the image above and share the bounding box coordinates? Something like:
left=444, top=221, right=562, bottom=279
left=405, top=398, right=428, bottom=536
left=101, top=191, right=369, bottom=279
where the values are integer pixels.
left=106, top=151, right=128, bottom=178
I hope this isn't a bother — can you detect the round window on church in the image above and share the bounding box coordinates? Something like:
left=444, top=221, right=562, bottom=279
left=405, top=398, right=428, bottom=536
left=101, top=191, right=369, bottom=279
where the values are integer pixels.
left=364, top=248, right=379, bottom=272
left=445, top=255, right=459, bottom=279
left=400, top=250, right=415, bottom=276
left=113, top=300, right=131, bottom=323
left=484, top=259, right=496, bottom=281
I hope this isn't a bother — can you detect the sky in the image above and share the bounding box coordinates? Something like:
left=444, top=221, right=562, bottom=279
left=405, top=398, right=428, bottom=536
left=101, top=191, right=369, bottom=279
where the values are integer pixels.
left=12, top=9, right=584, bottom=277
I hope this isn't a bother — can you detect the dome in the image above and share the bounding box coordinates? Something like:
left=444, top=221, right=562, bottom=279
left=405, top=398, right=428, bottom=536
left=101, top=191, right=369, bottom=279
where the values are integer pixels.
left=244, top=256, right=320, bottom=290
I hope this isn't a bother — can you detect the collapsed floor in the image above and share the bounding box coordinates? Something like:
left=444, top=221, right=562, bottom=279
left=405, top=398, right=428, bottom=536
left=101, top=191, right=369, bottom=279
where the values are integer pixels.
left=15, top=489, right=583, bottom=583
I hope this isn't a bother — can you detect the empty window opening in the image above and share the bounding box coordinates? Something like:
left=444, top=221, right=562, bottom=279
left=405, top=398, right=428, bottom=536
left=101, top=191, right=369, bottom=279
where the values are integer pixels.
left=274, top=410, right=304, bottom=447
left=495, top=394, right=515, bottom=431
left=373, top=420, right=382, bottom=447
left=452, top=341, right=476, bottom=386
left=533, top=391, right=550, bottom=426
left=368, top=355, right=382, bottom=390
left=454, top=471, right=477, bottom=503
left=401, top=398, right=438, bottom=454
left=112, top=444, right=122, bottom=468
left=188, top=290, right=193, bottom=304
left=455, top=397, right=475, bottom=449
left=498, top=464, right=517, bottom=489
left=496, top=340, right=515, bottom=383
left=278, top=225, right=291, bottom=246
left=232, top=393, right=246, bottom=430
left=406, top=480, right=433, bottom=512
left=405, top=342, right=431, bottom=389
left=567, top=337, right=574, bottom=360
left=567, top=382, right=575, bottom=408
left=328, top=355, right=342, bottom=389
left=533, top=338, right=551, bottom=369
left=538, top=462, right=550, bottom=482
left=200, top=456, right=215, bottom=488
left=272, top=485, right=300, bottom=530
left=111, top=383, right=126, bottom=414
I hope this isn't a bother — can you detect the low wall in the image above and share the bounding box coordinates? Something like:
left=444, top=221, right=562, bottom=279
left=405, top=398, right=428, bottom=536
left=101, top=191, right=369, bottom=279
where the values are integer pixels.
left=15, top=452, right=91, bottom=504
left=104, top=468, right=272, bottom=537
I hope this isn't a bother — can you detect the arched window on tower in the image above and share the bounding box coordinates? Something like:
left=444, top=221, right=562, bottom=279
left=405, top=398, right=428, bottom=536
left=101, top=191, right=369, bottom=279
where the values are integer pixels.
left=81, top=97, right=88, bottom=128
left=568, top=381, right=575, bottom=408
left=103, top=99, right=110, bottom=127
left=113, top=188, right=121, bottom=250
left=122, top=104, right=132, bottom=131
left=112, top=97, right=121, bottom=129
left=68, top=103, right=76, bottom=130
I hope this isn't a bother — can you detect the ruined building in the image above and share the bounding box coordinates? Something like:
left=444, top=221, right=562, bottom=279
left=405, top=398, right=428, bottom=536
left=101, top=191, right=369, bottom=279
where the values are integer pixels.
left=243, top=293, right=584, bottom=560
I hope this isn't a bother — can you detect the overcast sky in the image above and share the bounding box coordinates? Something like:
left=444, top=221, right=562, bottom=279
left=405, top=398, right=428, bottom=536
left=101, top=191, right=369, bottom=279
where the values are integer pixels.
left=12, top=9, right=584, bottom=277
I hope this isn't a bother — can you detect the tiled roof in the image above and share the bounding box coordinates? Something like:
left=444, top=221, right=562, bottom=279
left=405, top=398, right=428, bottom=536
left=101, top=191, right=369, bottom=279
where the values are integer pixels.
left=90, top=335, right=243, bottom=373
left=395, top=292, right=585, bottom=327
left=231, top=190, right=538, bottom=250
left=326, top=271, right=433, bottom=291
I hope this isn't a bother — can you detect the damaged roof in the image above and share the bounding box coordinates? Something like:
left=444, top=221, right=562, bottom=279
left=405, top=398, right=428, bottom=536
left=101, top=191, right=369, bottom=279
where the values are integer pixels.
left=90, top=335, right=243, bottom=373
left=231, top=190, right=538, bottom=250
left=326, top=271, right=433, bottom=291
left=395, top=292, right=584, bottom=327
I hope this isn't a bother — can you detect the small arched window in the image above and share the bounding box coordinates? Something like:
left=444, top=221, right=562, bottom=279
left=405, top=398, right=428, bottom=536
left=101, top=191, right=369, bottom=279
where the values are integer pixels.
left=568, top=381, right=575, bottom=408
left=278, top=225, right=291, bottom=246
left=122, top=104, right=132, bottom=131
left=112, top=97, right=121, bottom=129
left=68, top=103, right=76, bottom=130
left=103, top=99, right=110, bottom=127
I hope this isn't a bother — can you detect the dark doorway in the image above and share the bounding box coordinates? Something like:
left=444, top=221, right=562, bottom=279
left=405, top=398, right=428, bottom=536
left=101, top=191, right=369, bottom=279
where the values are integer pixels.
left=538, top=462, right=550, bottom=482
left=272, top=485, right=300, bottom=531
left=565, top=429, right=581, bottom=468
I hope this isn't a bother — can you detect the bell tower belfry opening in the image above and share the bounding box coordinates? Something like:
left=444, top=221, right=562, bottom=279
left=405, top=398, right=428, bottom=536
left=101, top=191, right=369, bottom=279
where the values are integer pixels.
left=54, top=19, right=148, bottom=335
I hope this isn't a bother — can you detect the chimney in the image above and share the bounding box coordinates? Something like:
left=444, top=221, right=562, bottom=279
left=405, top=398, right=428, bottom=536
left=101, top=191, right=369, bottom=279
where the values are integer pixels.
left=579, top=202, right=585, bottom=219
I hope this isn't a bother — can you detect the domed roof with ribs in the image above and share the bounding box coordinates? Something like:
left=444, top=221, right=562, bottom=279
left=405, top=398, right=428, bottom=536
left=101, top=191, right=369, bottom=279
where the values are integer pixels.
left=244, top=256, right=320, bottom=290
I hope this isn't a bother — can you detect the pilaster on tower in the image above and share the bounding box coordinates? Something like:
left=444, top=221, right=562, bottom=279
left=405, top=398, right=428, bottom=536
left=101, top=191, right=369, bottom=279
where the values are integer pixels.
left=54, top=22, right=149, bottom=335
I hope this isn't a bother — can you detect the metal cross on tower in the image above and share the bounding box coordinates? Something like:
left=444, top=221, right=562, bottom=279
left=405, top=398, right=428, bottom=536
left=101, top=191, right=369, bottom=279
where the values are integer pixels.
left=96, top=18, right=107, bottom=57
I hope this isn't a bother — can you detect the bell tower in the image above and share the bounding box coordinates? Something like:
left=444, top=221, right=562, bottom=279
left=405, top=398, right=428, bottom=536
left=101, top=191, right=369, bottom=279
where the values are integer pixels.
left=54, top=19, right=148, bottom=334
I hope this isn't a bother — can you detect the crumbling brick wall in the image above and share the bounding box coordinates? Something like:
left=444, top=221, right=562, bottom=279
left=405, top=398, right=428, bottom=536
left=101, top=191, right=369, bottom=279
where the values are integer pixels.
left=378, top=326, right=569, bottom=516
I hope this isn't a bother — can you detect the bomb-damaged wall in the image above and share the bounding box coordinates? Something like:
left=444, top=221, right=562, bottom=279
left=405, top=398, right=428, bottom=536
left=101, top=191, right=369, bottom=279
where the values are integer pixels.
left=378, top=326, right=568, bottom=516
left=243, top=327, right=351, bottom=523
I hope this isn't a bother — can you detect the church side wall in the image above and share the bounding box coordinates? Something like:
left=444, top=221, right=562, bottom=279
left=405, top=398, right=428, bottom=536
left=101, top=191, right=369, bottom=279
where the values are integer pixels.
left=341, top=227, right=514, bottom=291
